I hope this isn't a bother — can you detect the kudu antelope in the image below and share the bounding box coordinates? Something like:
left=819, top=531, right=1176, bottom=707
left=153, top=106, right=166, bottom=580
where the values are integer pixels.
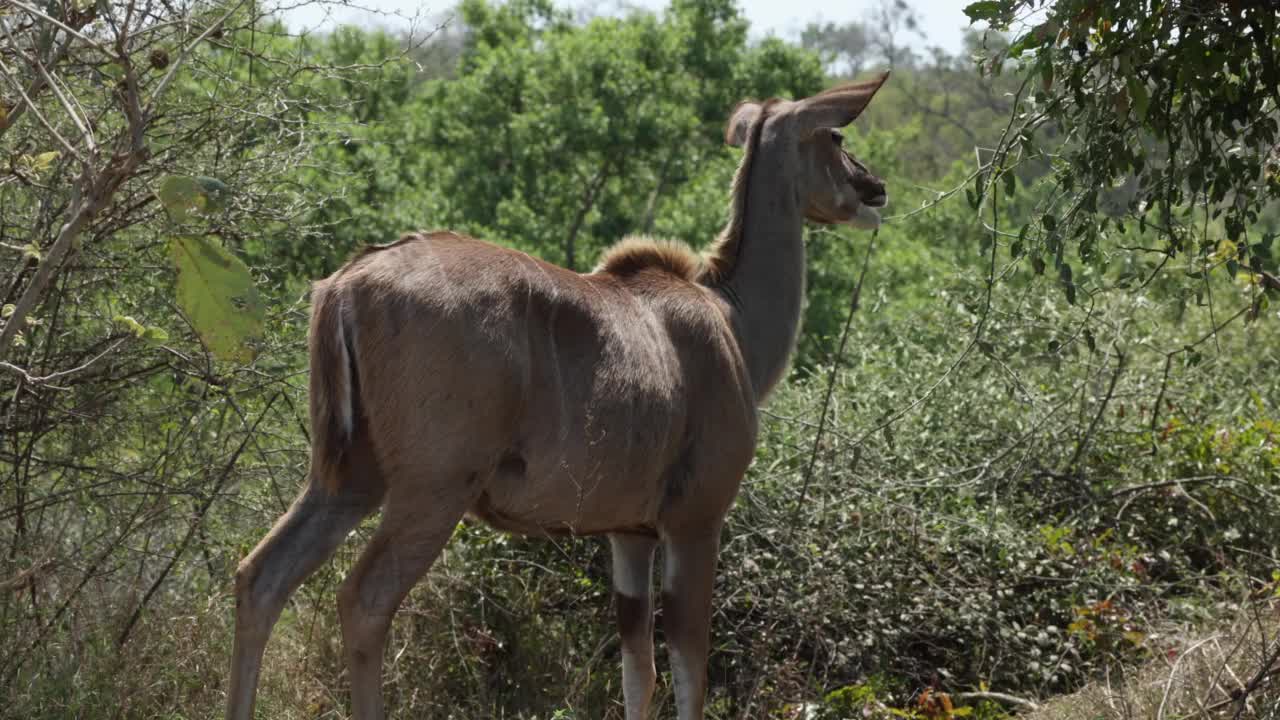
left=227, top=72, right=889, bottom=720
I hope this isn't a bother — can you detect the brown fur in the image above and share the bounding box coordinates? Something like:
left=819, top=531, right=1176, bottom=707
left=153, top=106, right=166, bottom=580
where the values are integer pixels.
left=227, top=74, right=891, bottom=720
left=699, top=98, right=778, bottom=286
left=306, top=279, right=352, bottom=493
left=593, top=235, right=704, bottom=281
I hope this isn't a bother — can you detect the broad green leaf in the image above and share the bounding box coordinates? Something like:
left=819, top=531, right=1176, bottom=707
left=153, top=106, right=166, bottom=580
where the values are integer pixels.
left=1126, top=76, right=1150, bottom=120
left=170, top=235, right=263, bottom=362
left=963, top=1, right=1003, bottom=23
left=1059, top=263, right=1076, bottom=305
left=113, top=315, right=169, bottom=344
left=196, top=176, right=231, bottom=212
left=113, top=314, right=146, bottom=337
left=159, top=176, right=200, bottom=221
left=158, top=175, right=231, bottom=222
left=18, top=151, right=59, bottom=175
left=31, top=151, right=58, bottom=172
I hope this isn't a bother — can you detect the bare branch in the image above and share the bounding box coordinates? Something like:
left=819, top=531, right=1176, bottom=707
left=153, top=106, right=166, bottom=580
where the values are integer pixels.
left=0, top=339, right=126, bottom=388
left=7, top=0, right=114, bottom=54
left=0, top=52, right=89, bottom=166
left=144, top=0, right=249, bottom=119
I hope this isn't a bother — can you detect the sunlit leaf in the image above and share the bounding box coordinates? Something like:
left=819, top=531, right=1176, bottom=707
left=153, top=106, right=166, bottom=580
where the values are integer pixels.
left=170, top=235, right=263, bottom=362
left=113, top=314, right=146, bottom=337
left=158, top=175, right=231, bottom=222
left=962, top=1, right=1004, bottom=23
left=1123, top=630, right=1147, bottom=646
left=31, top=151, right=58, bottom=173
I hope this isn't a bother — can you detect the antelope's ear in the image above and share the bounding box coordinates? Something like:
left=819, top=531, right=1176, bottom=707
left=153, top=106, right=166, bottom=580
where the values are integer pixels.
left=725, top=101, right=762, bottom=147
left=793, top=71, right=890, bottom=136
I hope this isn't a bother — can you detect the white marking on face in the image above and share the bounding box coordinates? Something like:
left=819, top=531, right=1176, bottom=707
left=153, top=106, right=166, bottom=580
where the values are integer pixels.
left=848, top=202, right=882, bottom=229
left=824, top=165, right=849, bottom=209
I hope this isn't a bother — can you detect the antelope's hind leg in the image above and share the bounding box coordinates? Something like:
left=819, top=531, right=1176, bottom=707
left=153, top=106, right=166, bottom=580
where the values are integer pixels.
left=227, top=474, right=384, bottom=720
left=337, top=475, right=478, bottom=720
left=610, top=532, right=659, bottom=720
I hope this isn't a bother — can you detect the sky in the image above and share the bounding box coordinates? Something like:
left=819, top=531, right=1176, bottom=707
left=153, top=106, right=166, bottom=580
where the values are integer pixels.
left=282, top=0, right=980, bottom=57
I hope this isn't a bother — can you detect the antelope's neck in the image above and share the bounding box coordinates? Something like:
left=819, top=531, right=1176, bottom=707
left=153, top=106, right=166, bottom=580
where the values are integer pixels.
left=715, top=137, right=806, bottom=401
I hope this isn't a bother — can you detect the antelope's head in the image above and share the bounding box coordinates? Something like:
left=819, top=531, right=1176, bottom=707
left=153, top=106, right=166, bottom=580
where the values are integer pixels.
left=726, top=72, right=890, bottom=230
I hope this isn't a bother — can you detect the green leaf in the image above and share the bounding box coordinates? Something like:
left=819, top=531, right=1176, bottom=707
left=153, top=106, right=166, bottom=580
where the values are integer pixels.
left=963, top=1, right=1003, bottom=22
left=170, top=235, right=264, bottom=362
left=22, top=243, right=41, bottom=261
left=1002, top=169, right=1016, bottom=195
left=1059, top=263, right=1076, bottom=305
left=113, top=314, right=147, bottom=337
left=196, top=176, right=231, bottom=212
left=158, top=175, right=231, bottom=222
left=1043, top=214, right=1057, bottom=233
left=30, top=151, right=58, bottom=173
left=1126, top=76, right=1150, bottom=120
left=1, top=304, right=13, bottom=318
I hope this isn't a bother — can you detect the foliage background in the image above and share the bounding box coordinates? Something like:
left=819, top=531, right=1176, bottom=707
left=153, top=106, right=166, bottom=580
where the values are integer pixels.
left=1, top=0, right=1277, bottom=718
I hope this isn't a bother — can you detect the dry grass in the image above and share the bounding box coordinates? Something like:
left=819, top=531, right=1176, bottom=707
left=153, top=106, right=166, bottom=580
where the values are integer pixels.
left=1029, top=600, right=1280, bottom=720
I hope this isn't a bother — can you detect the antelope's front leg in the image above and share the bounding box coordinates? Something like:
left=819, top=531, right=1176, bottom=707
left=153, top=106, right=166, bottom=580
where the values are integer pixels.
left=610, top=533, right=658, bottom=720
left=661, top=530, right=721, bottom=720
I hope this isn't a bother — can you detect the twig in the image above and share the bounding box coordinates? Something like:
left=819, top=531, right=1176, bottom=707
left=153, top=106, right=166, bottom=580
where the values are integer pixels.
left=7, top=0, right=114, bottom=53
left=953, top=691, right=1040, bottom=710
left=0, top=339, right=125, bottom=388
left=1202, top=635, right=1280, bottom=717
left=786, top=230, right=876, bottom=540
left=115, top=391, right=281, bottom=647
left=1107, top=475, right=1253, bottom=499
left=1160, top=635, right=1222, bottom=720
left=0, top=52, right=88, bottom=166
left=144, top=1, right=250, bottom=118
left=1066, top=346, right=1125, bottom=474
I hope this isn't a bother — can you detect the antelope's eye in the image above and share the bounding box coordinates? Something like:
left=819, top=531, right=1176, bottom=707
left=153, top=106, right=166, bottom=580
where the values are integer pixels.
left=831, top=130, right=844, bottom=145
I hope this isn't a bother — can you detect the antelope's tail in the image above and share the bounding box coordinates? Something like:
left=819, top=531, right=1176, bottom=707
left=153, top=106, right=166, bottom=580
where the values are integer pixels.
left=307, top=281, right=356, bottom=494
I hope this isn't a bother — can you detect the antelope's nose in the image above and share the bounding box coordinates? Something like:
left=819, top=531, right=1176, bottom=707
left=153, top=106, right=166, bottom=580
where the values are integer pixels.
left=852, top=173, right=886, bottom=207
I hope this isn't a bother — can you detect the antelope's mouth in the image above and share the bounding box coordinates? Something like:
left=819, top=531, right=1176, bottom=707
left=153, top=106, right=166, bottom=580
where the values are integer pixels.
left=849, top=201, right=883, bottom=229
left=862, top=192, right=888, bottom=208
